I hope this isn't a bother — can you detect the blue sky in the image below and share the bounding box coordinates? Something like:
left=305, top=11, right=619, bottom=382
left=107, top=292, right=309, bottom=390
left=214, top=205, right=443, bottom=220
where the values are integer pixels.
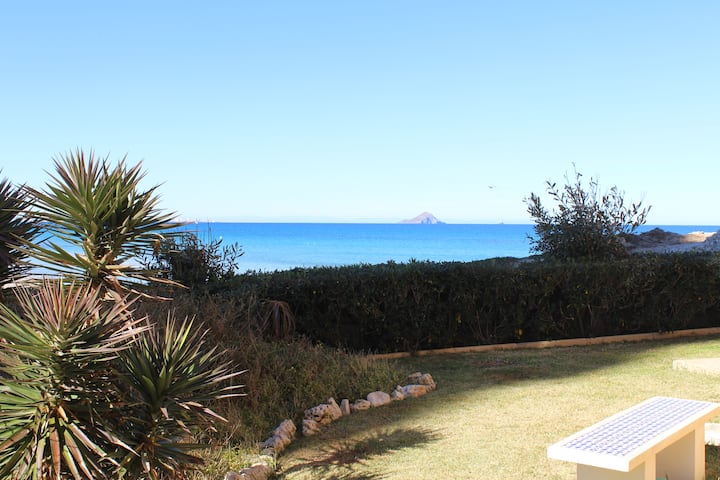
left=1, top=1, right=718, bottom=224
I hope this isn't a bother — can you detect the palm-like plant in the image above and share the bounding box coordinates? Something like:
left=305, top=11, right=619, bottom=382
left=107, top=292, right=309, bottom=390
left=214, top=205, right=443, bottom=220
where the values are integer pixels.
left=0, top=152, right=244, bottom=479
left=22, top=150, right=179, bottom=296
left=117, top=317, right=243, bottom=479
left=0, top=280, right=145, bottom=479
left=0, top=176, right=40, bottom=288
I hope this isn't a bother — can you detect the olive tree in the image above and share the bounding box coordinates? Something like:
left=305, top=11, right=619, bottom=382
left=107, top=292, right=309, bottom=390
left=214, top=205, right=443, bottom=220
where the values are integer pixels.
left=525, top=166, right=651, bottom=260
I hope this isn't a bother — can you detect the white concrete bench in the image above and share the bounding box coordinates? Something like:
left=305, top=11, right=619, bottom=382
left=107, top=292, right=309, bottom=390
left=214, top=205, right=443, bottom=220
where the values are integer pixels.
left=547, top=396, right=720, bottom=480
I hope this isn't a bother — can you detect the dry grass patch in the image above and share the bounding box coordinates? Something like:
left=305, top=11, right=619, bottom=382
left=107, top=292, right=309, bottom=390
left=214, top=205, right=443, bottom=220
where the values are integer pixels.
left=279, top=335, right=720, bottom=479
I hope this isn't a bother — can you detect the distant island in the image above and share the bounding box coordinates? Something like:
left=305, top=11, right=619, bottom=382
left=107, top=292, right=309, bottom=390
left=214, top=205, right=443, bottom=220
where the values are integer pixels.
left=399, top=212, right=445, bottom=224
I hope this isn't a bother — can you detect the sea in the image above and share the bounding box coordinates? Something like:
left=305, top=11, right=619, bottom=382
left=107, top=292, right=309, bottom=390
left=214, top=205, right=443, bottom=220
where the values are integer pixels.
left=177, top=223, right=720, bottom=273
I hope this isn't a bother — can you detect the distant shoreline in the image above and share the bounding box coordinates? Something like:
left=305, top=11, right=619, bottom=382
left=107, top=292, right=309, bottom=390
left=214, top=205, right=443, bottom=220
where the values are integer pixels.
left=163, top=223, right=720, bottom=273
left=178, top=221, right=720, bottom=230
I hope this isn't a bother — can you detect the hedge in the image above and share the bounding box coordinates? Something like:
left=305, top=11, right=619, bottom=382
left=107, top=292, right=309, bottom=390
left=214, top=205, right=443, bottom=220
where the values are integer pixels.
left=226, top=252, right=720, bottom=353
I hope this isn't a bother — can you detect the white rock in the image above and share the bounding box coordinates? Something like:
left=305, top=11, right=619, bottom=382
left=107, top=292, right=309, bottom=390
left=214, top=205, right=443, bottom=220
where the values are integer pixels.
left=351, top=399, right=371, bottom=412
left=327, top=397, right=343, bottom=420
left=340, top=398, right=351, bottom=416
left=302, top=418, right=321, bottom=436
left=261, top=419, right=295, bottom=453
left=260, top=435, right=278, bottom=450
left=418, top=373, right=436, bottom=390
left=406, top=372, right=423, bottom=384
left=706, top=231, right=720, bottom=248
left=266, top=419, right=296, bottom=453
left=403, top=384, right=432, bottom=398
left=391, top=385, right=406, bottom=401
left=304, top=403, right=330, bottom=421
left=261, top=431, right=292, bottom=453
left=367, top=391, right=392, bottom=407
left=274, top=419, right=296, bottom=438
left=225, top=462, right=274, bottom=480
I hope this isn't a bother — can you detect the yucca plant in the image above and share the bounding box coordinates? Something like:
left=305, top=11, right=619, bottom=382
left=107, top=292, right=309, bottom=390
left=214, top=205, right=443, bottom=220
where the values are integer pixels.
left=21, top=150, right=180, bottom=297
left=116, top=316, right=244, bottom=479
left=0, top=280, right=145, bottom=479
left=0, top=152, right=245, bottom=479
left=0, top=281, right=243, bottom=479
left=0, top=176, right=40, bottom=289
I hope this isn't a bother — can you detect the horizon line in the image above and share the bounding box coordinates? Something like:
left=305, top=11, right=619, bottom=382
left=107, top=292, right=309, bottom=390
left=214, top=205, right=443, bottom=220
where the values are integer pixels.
left=174, top=218, right=720, bottom=228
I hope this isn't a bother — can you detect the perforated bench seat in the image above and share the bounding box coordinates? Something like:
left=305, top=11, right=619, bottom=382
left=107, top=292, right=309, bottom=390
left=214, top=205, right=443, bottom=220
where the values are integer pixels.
left=547, top=396, right=720, bottom=480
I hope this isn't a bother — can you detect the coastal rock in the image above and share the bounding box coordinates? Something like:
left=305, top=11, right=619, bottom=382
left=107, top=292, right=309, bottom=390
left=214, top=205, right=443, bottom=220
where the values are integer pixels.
left=327, top=397, right=343, bottom=421
left=304, top=403, right=333, bottom=424
left=305, top=398, right=342, bottom=425
left=418, top=373, right=436, bottom=390
left=625, top=228, right=720, bottom=254
left=340, top=398, right=351, bottom=416
left=225, top=462, right=274, bottom=480
left=259, top=435, right=280, bottom=452
left=302, top=418, right=322, bottom=436
left=351, top=399, right=371, bottom=412
left=399, top=212, right=445, bottom=224
left=406, top=372, right=423, bottom=384
left=391, top=385, right=406, bottom=401
left=403, top=384, right=432, bottom=398
left=367, top=391, right=392, bottom=407
left=705, top=230, right=720, bottom=248
left=276, top=419, right=297, bottom=438
left=261, top=419, right=296, bottom=454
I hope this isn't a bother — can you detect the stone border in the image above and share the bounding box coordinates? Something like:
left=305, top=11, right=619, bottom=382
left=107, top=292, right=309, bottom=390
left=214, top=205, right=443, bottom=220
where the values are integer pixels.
left=224, top=372, right=436, bottom=480
left=368, top=327, right=720, bottom=360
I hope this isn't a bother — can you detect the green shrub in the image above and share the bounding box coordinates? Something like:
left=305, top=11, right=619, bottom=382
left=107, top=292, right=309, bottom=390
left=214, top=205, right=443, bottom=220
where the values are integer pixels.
left=117, top=315, right=242, bottom=479
left=0, top=175, right=40, bottom=289
left=220, top=253, right=720, bottom=353
left=0, top=280, right=243, bottom=480
left=145, top=231, right=243, bottom=293
left=0, top=281, right=139, bottom=479
left=0, top=152, right=243, bottom=479
left=20, top=150, right=179, bottom=296
left=525, top=166, right=651, bottom=260
left=137, top=294, right=403, bottom=444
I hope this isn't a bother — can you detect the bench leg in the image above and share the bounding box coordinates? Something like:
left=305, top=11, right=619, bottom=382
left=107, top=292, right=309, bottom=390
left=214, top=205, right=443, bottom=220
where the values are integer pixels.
left=656, top=429, right=704, bottom=480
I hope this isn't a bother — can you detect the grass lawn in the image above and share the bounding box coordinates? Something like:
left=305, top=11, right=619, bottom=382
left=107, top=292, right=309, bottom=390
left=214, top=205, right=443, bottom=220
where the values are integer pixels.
left=276, top=335, right=720, bottom=479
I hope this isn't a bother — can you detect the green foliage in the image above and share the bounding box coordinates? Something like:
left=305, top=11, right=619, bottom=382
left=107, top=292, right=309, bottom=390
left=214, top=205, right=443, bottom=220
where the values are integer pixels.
left=221, top=254, right=720, bottom=353
left=0, top=176, right=40, bottom=287
left=525, top=166, right=651, bottom=260
left=117, top=316, right=243, bottom=479
left=135, top=295, right=403, bottom=444
left=21, top=149, right=179, bottom=296
left=0, top=152, right=244, bottom=479
left=0, top=280, right=244, bottom=479
left=0, top=281, right=142, bottom=479
left=145, top=231, right=243, bottom=292
left=225, top=335, right=401, bottom=442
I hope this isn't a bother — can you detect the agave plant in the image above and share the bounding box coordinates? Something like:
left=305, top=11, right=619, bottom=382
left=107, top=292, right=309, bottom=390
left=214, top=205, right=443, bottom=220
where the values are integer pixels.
left=0, top=176, right=40, bottom=288
left=21, top=149, right=180, bottom=297
left=0, top=280, right=146, bottom=479
left=116, top=316, right=244, bottom=479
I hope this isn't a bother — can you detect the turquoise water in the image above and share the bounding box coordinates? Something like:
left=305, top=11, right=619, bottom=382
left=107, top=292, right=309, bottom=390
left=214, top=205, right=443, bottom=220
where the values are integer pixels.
left=179, top=223, right=720, bottom=273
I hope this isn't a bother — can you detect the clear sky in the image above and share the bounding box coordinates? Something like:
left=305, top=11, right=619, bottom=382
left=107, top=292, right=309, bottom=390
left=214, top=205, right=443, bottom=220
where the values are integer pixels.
left=1, top=1, right=718, bottom=224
